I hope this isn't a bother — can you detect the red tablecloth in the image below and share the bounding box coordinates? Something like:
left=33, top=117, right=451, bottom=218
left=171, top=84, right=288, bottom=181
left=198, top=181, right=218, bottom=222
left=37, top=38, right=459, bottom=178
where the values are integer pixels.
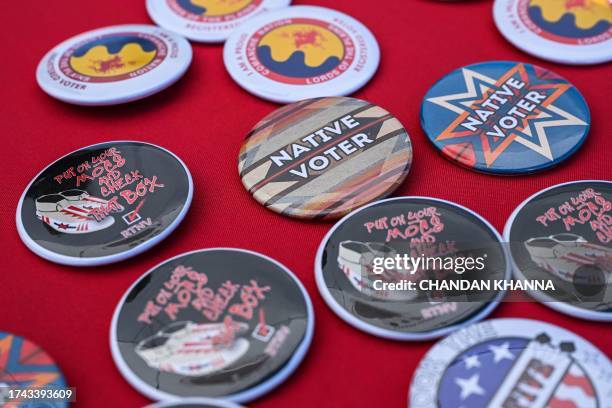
left=2, top=0, right=610, bottom=407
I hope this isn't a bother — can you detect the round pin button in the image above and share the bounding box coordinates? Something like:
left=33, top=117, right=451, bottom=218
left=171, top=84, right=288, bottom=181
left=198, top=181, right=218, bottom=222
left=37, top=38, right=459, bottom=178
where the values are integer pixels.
left=223, top=6, right=380, bottom=103
left=146, top=0, right=291, bottom=43
left=409, top=318, right=612, bottom=408
left=110, top=248, right=314, bottom=403
left=36, top=25, right=192, bottom=105
left=16, top=141, right=193, bottom=266
left=504, top=180, right=612, bottom=321
left=0, top=332, right=69, bottom=408
left=146, top=399, right=244, bottom=408
left=239, top=97, right=412, bottom=220
left=315, top=197, right=510, bottom=340
left=494, top=0, right=612, bottom=65
left=421, top=61, right=590, bottom=175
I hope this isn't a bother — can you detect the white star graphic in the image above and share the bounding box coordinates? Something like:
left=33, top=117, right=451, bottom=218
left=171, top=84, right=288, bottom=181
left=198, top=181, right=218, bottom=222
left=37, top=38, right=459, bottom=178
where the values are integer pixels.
left=427, top=68, right=496, bottom=116
left=427, top=67, right=587, bottom=162
left=455, top=373, right=485, bottom=400
left=463, top=354, right=481, bottom=369
left=489, top=342, right=515, bottom=363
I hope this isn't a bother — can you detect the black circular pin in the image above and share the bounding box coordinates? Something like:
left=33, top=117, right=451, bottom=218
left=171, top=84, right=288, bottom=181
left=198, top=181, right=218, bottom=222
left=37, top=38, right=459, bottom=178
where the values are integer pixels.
left=504, top=180, right=612, bottom=321
left=16, top=141, right=193, bottom=266
left=110, top=248, right=313, bottom=403
left=146, top=398, right=244, bottom=408
left=315, top=197, right=510, bottom=340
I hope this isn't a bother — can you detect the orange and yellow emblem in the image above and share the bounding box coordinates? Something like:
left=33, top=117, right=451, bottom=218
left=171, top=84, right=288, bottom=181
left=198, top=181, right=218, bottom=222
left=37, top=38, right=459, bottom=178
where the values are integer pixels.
left=246, top=18, right=355, bottom=85
left=60, top=33, right=167, bottom=82
left=168, top=0, right=262, bottom=22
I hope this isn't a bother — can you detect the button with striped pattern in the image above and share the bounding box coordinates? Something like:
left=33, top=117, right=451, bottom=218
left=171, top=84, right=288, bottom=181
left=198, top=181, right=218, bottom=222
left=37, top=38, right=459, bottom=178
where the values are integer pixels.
left=239, top=97, right=412, bottom=220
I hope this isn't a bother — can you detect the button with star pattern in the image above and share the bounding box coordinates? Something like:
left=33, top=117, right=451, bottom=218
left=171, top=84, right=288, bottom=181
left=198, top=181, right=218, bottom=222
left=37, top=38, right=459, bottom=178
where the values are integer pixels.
left=409, top=318, right=612, bottom=408
left=420, top=61, right=590, bottom=175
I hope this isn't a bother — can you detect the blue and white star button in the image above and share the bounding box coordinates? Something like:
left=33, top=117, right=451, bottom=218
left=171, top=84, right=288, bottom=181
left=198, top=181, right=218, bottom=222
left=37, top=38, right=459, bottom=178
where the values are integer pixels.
left=409, top=318, right=612, bottom=408
left=421, top=61, right=590, bottom=175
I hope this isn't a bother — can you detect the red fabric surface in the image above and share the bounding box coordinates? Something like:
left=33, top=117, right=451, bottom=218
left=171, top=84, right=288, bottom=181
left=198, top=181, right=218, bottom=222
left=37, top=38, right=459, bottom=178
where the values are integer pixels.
left=1, top=0, right=610, bottom=407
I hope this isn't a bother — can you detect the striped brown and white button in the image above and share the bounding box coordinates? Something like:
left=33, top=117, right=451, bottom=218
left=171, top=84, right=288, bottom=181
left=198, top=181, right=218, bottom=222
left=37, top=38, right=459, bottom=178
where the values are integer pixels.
left=238, top=97, right=412, bottom=220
